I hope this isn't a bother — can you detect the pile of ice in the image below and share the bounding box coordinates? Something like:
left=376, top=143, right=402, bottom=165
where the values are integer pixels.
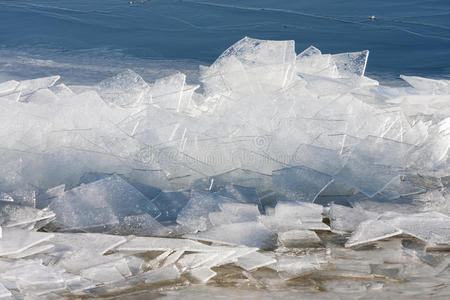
left=0, top=37, right=449, bottom=298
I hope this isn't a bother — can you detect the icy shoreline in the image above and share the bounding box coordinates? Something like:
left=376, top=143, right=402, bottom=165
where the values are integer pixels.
left=0, top=37, right=449, bottom=298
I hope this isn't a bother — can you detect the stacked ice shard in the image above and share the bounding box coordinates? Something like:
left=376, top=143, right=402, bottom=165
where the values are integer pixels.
left=0, top=37, right=449, bottom=298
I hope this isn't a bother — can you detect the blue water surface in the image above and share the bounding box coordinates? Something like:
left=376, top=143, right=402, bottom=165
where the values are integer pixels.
left=0, top=0, right=449, bottom=82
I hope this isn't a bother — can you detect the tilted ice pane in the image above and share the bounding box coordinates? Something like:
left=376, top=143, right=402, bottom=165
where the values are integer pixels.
left=151, top=72, right=197, bottom=112
left=49, top=174, right=160, bottom=230
left=332, top=50, right=369, bottom=77
left=185, top=222, right=277, bottom=250
left=292, top=144, right=344, bottom=176
left=96, top=69, right=150, bottom=107
left=188, top=267, right=217, bottom=283
left=334, top=136, right=411, bottom=197
left=400, top=75, right=449, bottom=93
left=152, top=191, right=190, bottom=222
left=0, top=201, right=55, bottom=228
left=296, top=46, right=338, bottom=77
left=177, top=191, right=235, bottom=231
left=16, top=75, right=60, bottom=101
left=144, top=265, right=180, bottom=284
left=278, top=230, right=322, bottom=248
left=236, top=252, right=276, bottom=271
left=208, top=203, right=260, bottom=226
left=328, top=204, right=377, bottom=233
left=117, top=236, right=216, bottom=253
left=273, top=166, right=333, bottom=203
left=201, top=37, right=296, bottom=96
left=345, top=219, right=402, bottom=248
left=109, top=214, right=169, bottom=236
left=0, top=228, right=54, bottom=256
left=386, top=212, right=450, bottom=246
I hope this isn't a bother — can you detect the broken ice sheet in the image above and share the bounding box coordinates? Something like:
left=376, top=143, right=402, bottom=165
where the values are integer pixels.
left=208, top=203, right=260, bottom=226
left=235, top=251, right=276, bottom=271
left=273, top=166, right=333, bottom=203
left=278, top=230, right=322, bottom=248
left=152, top=191, right=190, bottom=223
left=0, top=201, right=55, bottom=228
left=201, top=37, right=296, bottom=97
left=328, top=203, right=377, bottom=233
left=144, top=264, right=180, bottom=284
left=49, top=174, right=160, bottom=231
left=151, top=72, right=198, bottom=113
left=96, top=69, right=150, bottom=107
left=261, top=201, right=329, bottom=233
left=16, top=75, right=60, bottom=100
left=331, top=50, right=369, bottom=78
left=345, top=219, right=402, bottom=248
left=176, top=191, right=236, bottom=232
left=0, top=228, right=53, bottom=256
left=334, top=136, right=412, bottom=197
left=188, top=267, right=217, bottom=283
left=185, top=222, right=277, bottom=250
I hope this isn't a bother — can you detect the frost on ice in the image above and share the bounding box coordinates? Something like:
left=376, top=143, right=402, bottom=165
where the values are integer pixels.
left=0, top=37, right=449, bottom=298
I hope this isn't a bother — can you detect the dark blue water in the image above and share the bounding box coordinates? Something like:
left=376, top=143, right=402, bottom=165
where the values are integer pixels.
left=0, top=0, right=449, bottom=82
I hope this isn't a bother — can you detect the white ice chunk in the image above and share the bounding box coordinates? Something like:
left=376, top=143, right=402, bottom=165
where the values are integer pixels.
left=49, top=175, right=160, bottom=230
left=332, top=50, right=369, bottom=77
left=117, top=236, right=217, bottom=253
left=273, top=166, right=333, bottom=203
left=17, top=75, right=60, bottom=99
left=208, top=203, right=260, bottom=226
left=0, top=201, right=55, bottom=228
left=345, top=219, right=402, bottom=248
left=96, top=69, right=150, bottom=107
left=185, top=222, right=277, bottom=250
left=188, top=267, right=217, bottom=283
left=235, top=251, right=276, bottom=271
left=0, top=228, right=53, bottom=256
left=278, top=230, right=322, bottom=248
left=177, top=191, right=235, bottom=231
left=144, top=264, right=180, bottom=284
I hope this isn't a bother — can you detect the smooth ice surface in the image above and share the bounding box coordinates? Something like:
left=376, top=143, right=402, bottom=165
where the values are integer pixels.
left=236, top=252, right=276, bottom=271
left=0, top=228, right=53, bottom=256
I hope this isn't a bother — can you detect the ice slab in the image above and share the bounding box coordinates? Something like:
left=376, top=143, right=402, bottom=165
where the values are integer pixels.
left=273, top=166, right=333, bottom=203
left=0, top=201, right=55, bottom=228
left=117, top=236, right=217, bottom=253
left=334, top=136, right=411, bottom=197
left=235, top=252, right=276, bottom=271
left=328, top=204, right=377, bottom=233
left=201, top=37, right=296, bottom=97
left=332, top=50, right=369, bottom=78
left=185, top=222, right=277, bottom=250
left=278, top=230, right=322, bottom=248
left=345, top=219, right=402, bottom=248
left=144, top=265, right=180, bottom=284
left=152, top=191, right=190, bottom=222
left=16, top=75, right=60, bottom=101
left=0, top=228, right=53, bottom=256
left=49, top=175, right=160, bottom=230
left=188, top=267, right=217, bottom=283
left=177, top=191, right=235, bottom=231
left=96, top=69, right=150, bottom=107
left=208, top=203, right=260, bottom=226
